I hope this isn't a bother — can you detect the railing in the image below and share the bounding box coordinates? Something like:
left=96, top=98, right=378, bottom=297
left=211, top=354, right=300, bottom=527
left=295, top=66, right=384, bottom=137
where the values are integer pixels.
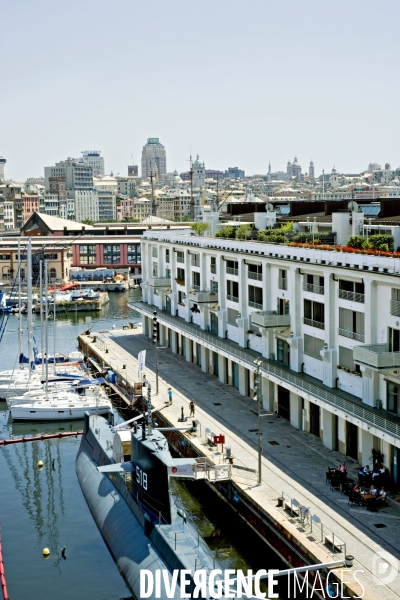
left=148, top=276, right=171, bottom=287
left=353, top=344, right=400, bottom=369
left=303, top=283, right=324, bottom=295
left=177, top=255, right=184, bottom=263
left=338, top=327, right=365, bottom=342
left=251, top=311, right=291, bottom=328
left=248, top=271, right=262, bottom=281
left=210, top=264, right=216, bottom=274
left=338, top=289, right=365, bottom=303
left=226, top=267, right=238, bottom=276
left=249, top=301, right=263, bottom=309
left=226, top=294, right=239, bottom=303
left=152, top=249, right=158, bottom=258
left=130, top=302, right=400, bottom=441
left=191, top=284, right=200, bottom=291
left=191, top=257, right=200, bottom=267
left=278, top=277, right=288, bottom=290
left=390, top=300, right=400, bottom=317
left=303, top=317, right=325, bottom=330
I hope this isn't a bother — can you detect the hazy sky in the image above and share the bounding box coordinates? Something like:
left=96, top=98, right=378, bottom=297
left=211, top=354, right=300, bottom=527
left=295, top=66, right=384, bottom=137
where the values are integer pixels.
left=2, top=0, right=400, bottom=181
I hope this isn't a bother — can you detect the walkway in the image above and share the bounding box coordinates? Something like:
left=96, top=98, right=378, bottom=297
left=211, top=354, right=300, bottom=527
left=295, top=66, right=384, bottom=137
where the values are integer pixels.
left=84, top=329, right=400, bottom=600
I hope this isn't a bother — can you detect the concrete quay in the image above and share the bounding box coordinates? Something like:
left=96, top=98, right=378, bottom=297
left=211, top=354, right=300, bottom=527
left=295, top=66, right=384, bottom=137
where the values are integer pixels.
left=79, top=329, right=400, bottom=600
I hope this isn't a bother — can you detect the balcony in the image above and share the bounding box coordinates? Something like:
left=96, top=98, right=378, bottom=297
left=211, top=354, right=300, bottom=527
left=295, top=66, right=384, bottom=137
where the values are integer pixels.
left=303, top=317, right=325, bottom=330
left=177, top=255, right=184, bottom=264
left=191, top=257, right=200, bottom=267
left=303, top=282, right=324, bottom=295
left=278, top=277, right=288, bottom=290
left=338, top=327, right=365, bottom=342
left=354, top=344, right=400, bottom=370
left=148, top=276, right=171, bottom=288
left=210, top=264, right=216, bottom=274
left=248, top=271, right=262, bottom=281
left=251, top=311, right=291, bottom=328
left=226, top=294, right=239, bottom=303
left=390, top=300, right=400, bottom=317
left=188, top=290, right=219, bottom=303
left=249, top=301, right=263, bottom=309
left=226, top=267, right=238, bottom=276
left=338, top=289, right=365, bottom=303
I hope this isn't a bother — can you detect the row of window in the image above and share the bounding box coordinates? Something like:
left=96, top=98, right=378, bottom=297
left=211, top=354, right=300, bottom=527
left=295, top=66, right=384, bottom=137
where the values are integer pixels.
left=78, top=244, right=141, bottom=265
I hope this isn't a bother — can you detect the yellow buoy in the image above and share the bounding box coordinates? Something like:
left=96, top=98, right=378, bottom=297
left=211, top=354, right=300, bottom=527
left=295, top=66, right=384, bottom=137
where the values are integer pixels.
left=42, top=548, right=50, bottom=557
left=37, top=461, right=43, bottom=468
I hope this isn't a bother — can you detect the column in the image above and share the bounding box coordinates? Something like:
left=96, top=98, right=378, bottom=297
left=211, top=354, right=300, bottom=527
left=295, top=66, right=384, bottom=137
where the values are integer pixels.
left=159, top=324, right=166, bottom=347
left=227, top=359, right=233, bottom=385
left=359, top=428, right=375, bottom=467
left=337, top=416, right=346, bottom=456
left=143, top=315, right=150, bottom=338
left=261, top=378, right=274, bottom=411
left=171, top=331, right=178, bottom=354
left=290, top=393, right=303, bottom=430
left=238, top=365, right=248, bottom=397
left=201, top=346, right=208, bottom=374
left=193, top=342, right=198, bottom=364
left=322, top=409, right=336, bottom=451
left=186, top=338, right=193, bottom=363
left=218, top=355, right=227, bottom=384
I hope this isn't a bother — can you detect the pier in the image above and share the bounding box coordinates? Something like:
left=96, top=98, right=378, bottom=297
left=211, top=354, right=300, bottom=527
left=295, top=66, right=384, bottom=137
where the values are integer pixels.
left=78, top=328, right=400, bottom=600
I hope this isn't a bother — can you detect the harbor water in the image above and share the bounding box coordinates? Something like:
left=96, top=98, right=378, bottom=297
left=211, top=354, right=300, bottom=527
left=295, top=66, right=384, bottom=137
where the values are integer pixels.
left=0, top=290, right=287, bottom=599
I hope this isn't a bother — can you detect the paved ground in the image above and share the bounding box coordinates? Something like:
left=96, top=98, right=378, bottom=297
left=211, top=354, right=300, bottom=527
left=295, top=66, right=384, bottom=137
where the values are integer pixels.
left=87, top=328, right=400, bottom=600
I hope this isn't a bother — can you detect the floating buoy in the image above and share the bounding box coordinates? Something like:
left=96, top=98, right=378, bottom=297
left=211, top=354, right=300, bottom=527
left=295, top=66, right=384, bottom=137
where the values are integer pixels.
left=42, top=548, right=50, bottom=557
left=37, top=461, right=43, bottom=468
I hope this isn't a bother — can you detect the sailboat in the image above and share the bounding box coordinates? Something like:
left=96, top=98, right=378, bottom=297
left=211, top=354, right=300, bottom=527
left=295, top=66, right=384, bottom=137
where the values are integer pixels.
left=10, top=379, right=112, bottom=421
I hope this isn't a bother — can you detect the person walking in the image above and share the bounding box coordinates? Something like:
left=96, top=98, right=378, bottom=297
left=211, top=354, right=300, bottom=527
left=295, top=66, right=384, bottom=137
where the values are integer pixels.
left=189, top=399, right=195, bottom=417
left=168, top=387, right=173, bottom=406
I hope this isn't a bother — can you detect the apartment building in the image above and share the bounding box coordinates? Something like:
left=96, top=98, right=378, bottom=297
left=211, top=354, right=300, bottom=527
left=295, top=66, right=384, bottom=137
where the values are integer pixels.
left=133, top=229, right=400, bottom=485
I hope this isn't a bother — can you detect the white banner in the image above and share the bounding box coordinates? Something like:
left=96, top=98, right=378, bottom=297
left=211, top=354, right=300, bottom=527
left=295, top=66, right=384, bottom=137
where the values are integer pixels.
left=138, top=350, right=146, bottom=372
left=168, top=464, right=195, bottom=478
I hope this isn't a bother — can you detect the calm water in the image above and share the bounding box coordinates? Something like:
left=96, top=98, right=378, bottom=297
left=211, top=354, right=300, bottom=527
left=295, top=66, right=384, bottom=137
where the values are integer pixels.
left=0, top=291, right=140, bottom=600
left=0, top=290, right=287, bottom=599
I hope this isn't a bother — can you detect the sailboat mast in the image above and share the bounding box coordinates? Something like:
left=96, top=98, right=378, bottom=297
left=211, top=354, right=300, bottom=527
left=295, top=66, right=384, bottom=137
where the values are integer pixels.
left=27, top=238, right=33, bottom=380
left=44, top=259, right=49, bottom=397
left=18, top=240, right=22, bottom=368
left=53, top=282, right=57, bottom=374
left=40, top=260, right=44, bottom=378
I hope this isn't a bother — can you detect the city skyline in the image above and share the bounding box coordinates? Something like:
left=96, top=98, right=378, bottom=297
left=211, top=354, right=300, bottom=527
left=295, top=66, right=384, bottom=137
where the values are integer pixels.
left=2, top=0, right=400, bottom=181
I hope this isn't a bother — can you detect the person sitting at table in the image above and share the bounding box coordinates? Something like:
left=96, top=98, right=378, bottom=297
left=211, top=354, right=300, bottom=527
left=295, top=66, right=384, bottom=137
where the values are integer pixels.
left=371, top=469, right=381, bottom=484
left=363, top=465, right=371, bottom=474
left=369, top=484, right=377, bottom=495
left=338, top=462, right=347, bottom=481
left=352, top=483, right=361, bottom=494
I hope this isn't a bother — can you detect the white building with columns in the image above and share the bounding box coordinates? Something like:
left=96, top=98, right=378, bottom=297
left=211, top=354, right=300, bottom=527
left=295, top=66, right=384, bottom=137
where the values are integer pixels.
left=131, top=226, right=400, bottom=485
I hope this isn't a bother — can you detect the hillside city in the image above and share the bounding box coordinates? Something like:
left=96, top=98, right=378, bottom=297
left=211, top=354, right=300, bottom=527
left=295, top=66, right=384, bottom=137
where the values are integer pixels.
left=1, top=141, right=400, bottom=230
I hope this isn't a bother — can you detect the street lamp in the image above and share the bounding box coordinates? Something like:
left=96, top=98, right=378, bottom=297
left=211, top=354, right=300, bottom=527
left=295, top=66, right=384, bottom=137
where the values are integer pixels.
left=253, top=358, right=272, bottom=486
left=153, top=310, right=159, bottom=394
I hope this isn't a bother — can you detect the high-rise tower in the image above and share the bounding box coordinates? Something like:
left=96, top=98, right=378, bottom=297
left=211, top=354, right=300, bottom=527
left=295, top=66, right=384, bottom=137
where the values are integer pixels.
left=141, top=138, right=167, bottom=179
left=309, top=160, right=315, bottom=182
left=0, top=157, right=6, bottom=181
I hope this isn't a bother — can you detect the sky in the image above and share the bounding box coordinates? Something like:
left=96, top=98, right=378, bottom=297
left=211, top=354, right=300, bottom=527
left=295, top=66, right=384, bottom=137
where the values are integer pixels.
left=2, top=0, right=400, bottom=181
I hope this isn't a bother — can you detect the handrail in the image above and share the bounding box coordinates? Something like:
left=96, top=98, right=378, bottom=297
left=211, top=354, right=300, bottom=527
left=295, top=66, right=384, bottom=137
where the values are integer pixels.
left=130, top=302, right=400, bottom=440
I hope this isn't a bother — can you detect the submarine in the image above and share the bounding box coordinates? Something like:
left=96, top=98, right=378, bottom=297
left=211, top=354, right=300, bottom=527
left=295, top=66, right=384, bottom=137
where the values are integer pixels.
left=75, top=408, right=246, bottom=600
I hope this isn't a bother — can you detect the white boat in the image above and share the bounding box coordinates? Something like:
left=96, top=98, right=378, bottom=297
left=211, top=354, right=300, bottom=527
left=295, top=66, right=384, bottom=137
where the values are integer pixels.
left=10, top=396, right=112, bottom=421
left=8, top=382, right=109, bottom=406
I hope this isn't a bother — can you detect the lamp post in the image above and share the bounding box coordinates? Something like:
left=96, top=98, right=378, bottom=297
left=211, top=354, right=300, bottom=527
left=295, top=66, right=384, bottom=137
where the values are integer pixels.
left=254, top=358, right=263, bottom=485
left=153, top=310, right=159, bottom=394
left=253, top=358, right=272, bottom=486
